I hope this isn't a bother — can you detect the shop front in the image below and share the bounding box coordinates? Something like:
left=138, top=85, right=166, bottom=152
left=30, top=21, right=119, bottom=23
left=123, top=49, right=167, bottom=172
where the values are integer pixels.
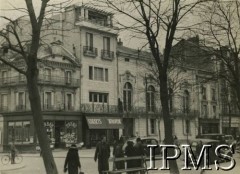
left=199, top=118, right=220, bottom=134
left=222, top=116, right=240, bottom=138
left=83, top=116, right=123, bottom=148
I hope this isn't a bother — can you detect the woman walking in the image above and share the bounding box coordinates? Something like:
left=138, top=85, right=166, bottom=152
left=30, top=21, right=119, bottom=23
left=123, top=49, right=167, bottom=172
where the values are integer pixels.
left=64, top=144, right=81, bottom=174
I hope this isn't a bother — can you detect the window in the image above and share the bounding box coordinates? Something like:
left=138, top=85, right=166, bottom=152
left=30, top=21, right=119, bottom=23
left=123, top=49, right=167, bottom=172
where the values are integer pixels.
left=2, top=71, right=7, bottom=83
left=202, top=105, right=208, bottom=117
left=8, top=121, right=30, bottom=144
left=185, top=120, right=190, bottom=134
left=125, top=58, right=130, bottom=62
left=202, top=87, right=206, bottom=100
left=89, top=66, right=93, bottom=80
left=123, top=82, right=132, bottom=111
left=66, top=93, right=73, bottom=110
left=86, top=32, right=93, bottom=50
left=89, top=66, right=109, bottom=82
left=65, top=71, right=72, bottom=84
left=44, top=68, right=51, bottom=81
left=44, top=92, right=54, bottom=109
left=213, top=105, right=216, bottom=117
left=89, top=92, right=108, bottom=103
left=103, top=37, right=110, bottom=51
left=147, top=86, right=155, bottom=112
left=94, top=67, right=104, bottom=81
left=183, top=90, right=190, bottom=113
left=169, top=88, right=174, bottom=112
left=150, top=119, right=156, bottom=134
left=1, top=94, right=8, bottom=111
left=16, top=92, right=25, bottom=110
left=212, top=89, right=216, bottom=101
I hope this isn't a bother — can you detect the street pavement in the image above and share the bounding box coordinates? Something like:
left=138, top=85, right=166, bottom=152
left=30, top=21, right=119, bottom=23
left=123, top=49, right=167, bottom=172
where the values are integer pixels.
left=0, top=148, right=240, bottom=174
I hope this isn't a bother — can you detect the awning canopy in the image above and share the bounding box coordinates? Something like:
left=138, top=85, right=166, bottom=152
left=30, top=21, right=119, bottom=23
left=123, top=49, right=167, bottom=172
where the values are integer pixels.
left=86, top=116, right=123, bottom=129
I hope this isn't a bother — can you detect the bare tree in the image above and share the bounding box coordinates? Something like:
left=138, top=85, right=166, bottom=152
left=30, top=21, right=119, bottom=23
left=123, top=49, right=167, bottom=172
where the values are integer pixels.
left=94, top=0, right=205, bottom=173
left=199, top=0, right=240, bottom=110
left=0, top=0, right=73, bottom=173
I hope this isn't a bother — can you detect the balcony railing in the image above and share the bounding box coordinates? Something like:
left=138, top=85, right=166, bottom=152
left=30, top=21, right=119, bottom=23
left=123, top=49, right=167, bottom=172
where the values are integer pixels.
left=80, top=103, right=118, bottom=113
left=16, top=105, right=26, bottom=111
left=0, top=106, right=8, bottom=112
left=170, top=108, right=199, bottom=118
left=0, top=75, right=80, bottom=88
left=101, top=50, right=114, bottom=60
left=83, top=46, right=98, bottom=57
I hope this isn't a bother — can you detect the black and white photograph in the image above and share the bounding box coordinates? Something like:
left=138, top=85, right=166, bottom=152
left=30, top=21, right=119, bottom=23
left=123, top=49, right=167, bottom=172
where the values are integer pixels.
left=0, top=0, right=240, bottom=173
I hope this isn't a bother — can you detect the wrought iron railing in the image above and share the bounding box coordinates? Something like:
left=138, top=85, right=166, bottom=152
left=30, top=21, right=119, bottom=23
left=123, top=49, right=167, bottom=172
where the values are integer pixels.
left=83, top=46, right=98, bottom=57
left=0, top=75, right=80, bottom=88
left=80, top=103, right=118, bottom=113
left=0, top=106, right=8, bottom=112
left=101, top=50, right=114, bottom=60
left=16, top=105, right=26, bottom=111
left=170, top=108, right=199, bottom=118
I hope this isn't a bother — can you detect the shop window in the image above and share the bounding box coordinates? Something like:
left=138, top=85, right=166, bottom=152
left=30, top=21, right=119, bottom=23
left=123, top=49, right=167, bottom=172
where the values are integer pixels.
left=123, top=82, right=132, bottom=112
left=89, top=92, right=108, bottom=103
left=150, top=119, right=156, bottom=134
left=147, top=86, right=155, bottom=112
left=44, top=121, right=54, bottom=141
left=8, top=121, right=30, bottom=144
left=65, top=121, right=77, bottom=144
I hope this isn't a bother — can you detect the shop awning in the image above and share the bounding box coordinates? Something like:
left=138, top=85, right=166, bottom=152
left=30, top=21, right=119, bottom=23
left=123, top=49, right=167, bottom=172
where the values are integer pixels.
left=86, top=116, right=123, bottom=129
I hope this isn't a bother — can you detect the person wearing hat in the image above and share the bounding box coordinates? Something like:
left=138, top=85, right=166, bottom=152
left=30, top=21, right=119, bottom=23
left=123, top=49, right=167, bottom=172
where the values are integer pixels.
left=64, top=144, right=81, bottom=174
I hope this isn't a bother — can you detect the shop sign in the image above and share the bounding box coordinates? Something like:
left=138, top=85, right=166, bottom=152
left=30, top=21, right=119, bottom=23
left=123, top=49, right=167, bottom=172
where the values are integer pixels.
left=88, top=119, right=103, bottom=125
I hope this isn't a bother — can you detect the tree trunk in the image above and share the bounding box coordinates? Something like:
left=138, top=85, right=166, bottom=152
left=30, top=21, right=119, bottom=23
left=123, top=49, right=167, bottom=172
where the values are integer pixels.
left=26, top=62, right=58, bottom=174
left=159, top=72, right=179, bottom=174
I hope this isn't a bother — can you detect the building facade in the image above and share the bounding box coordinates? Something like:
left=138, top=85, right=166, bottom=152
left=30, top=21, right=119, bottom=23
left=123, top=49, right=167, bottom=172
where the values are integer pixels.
left=1, top=3, right=238, bottom=152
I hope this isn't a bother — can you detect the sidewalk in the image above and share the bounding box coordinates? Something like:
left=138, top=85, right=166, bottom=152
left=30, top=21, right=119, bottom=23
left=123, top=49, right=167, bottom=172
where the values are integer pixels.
left=0, top=163, right=25, bottom=173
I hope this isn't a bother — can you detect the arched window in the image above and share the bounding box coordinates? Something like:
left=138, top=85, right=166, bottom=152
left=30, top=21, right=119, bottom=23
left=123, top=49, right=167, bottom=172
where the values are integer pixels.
left=183, top=90, right=190, bottom=113
left=147, top=85, right=155, bottom=112
left=123, top=82, right=133, bottom=111
left=169, top=88, right=173, bottom=112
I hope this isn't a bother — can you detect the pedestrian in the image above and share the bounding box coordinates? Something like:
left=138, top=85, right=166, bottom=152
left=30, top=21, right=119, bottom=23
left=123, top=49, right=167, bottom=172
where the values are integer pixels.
left=10, top=143, right=17, bottom=164
left=196, top=140, right=205, bottom=174
left=113, top=140, right=125, bottom=170
left=64, top=144, right=81, bottom=174
left=134, top=138, right=146, bottom=174
left=125, top=141, right=137, bottom=174
left=94, top=135, right=110, bottom=174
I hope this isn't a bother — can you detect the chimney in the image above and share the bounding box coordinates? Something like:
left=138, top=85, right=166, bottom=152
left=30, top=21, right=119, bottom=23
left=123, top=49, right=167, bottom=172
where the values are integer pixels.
left=117, top=38, right=123, bottom=46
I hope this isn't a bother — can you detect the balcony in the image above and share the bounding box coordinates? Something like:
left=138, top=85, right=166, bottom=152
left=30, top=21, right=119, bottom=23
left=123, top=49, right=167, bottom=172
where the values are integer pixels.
left=0, top=106, right=8, bottom=112
left=101, top=50, right=114, bottom=60
left=81, top=103, right=118, bottom=113
left=16, top=105, right=26, bottom=111
left=83, top=46, right=98, bottom=57
left=0, top=75, right=80, bottom=88
left=170, top=108, right=199, bottom=118
left=75, top=18, right=118, bottom=35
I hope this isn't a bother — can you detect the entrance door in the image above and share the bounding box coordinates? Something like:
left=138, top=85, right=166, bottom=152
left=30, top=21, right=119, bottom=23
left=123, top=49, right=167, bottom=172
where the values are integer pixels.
left=55, top=121, right=65, bottom=148
left=123, top=118, right=133, bottom=138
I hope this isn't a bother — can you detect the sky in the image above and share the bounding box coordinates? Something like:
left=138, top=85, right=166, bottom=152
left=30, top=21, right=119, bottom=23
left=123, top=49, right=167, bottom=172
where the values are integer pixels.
left=0, top=0, right=200, bottom=50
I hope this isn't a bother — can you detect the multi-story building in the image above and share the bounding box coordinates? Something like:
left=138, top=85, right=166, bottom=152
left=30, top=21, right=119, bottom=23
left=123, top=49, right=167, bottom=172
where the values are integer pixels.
left=0, top=3, right=232, bottom=152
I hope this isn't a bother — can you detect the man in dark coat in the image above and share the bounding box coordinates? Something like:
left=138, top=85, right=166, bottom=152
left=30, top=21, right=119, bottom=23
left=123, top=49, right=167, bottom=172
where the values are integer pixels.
left=64, top=144, right=81, bottom=174
left=113, top=140, right=125, bottom=170
left=94, top=136, right=110, bottom=174
left=134, top=138, right=146, bottom=173
left=125, top=141, right=137, bottom=173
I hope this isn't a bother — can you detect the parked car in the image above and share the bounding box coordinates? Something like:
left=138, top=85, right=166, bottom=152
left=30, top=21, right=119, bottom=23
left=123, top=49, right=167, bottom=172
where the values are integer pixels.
left=122, top=137, right=161, bottom=156
left=224, top=135, right=237, bottom=148
left=189, top=139, right=233, bottom=165
left=196, top=133, right=225, bottom=141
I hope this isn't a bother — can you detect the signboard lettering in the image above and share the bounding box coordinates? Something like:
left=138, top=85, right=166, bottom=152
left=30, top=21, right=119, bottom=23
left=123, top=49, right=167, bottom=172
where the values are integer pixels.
left=88, top=119, right=102, bottom=124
